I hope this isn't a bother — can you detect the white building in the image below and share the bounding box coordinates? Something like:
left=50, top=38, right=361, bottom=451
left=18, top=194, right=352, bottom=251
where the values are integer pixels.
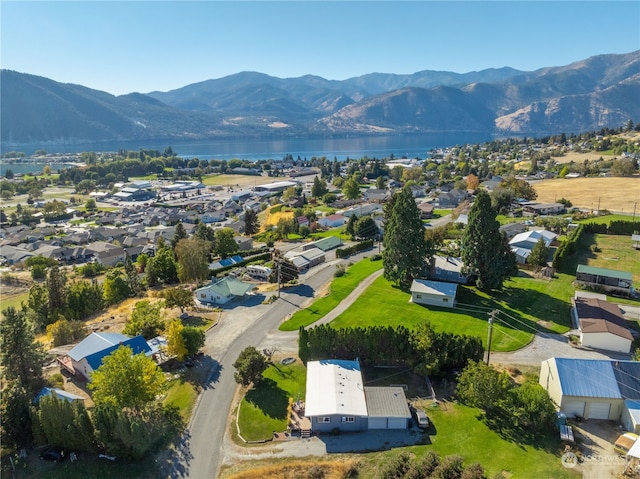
left=410, top=279, right=458, bottom=308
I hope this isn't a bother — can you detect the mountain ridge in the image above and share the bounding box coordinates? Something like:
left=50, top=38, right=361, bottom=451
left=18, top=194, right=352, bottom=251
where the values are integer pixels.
left=2, top=51, right=639, bottom=146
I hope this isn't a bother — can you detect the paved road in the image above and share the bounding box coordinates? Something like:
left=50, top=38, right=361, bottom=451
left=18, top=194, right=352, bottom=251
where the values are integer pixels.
left=166, top=250, right=378, bottom=479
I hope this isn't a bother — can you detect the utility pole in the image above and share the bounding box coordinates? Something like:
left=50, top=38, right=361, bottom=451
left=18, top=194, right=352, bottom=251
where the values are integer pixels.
left=633, top=202, right=637, bottom=222
left=276, top=258, right=281, bottom=298
left=486, top=310, right=497, bottom=365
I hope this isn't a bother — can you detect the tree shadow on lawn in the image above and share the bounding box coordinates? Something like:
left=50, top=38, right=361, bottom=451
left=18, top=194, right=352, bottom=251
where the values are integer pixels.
left=245, top=378, right=289, bottom=420
left=560, top=232, right=597, bottom=275
left=480, top=410, right=560, bottom=453
left=457, top=285, right=571, bottom=334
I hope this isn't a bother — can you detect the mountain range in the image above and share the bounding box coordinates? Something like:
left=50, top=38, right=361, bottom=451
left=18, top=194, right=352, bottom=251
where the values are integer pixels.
left=2, top=51, right=639, bottom=146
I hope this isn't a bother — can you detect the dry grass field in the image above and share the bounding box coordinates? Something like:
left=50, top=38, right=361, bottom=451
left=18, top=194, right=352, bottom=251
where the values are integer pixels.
left=532, top=176, right=640, bottom=212
left=221, top=459, right=360, bottom=479
left=203, top=174, right=276, bottom=188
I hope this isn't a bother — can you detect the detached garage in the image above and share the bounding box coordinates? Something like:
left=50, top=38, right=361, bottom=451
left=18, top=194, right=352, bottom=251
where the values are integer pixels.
left=540, top=358, right=640, bottom=423
left=410, top=279, right=458, bottom=308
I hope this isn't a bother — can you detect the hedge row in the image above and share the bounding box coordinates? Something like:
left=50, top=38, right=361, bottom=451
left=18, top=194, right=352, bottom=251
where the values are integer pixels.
left=583, top=220, right=640, bottom=235
left=335, top=240, right=374, bottom=258
left=552, top=223, right=585, bottom=271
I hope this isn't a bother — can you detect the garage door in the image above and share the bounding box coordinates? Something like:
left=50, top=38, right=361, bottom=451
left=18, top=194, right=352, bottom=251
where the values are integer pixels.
left=563, top=401, right=586, bottom=417
left=589, top=403, right=611, bottom=420
left=368, top=418, right=387, bottom=429
left=387, top=418, right=408, bottom=429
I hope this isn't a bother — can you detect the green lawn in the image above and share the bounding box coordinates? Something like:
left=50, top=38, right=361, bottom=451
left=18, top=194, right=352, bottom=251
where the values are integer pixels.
left=329, top=270, right=574, bottom=352
left=308, top=228, right=350, bottom=241
left=237, top=362, right=306, bottom=441
left=360, top=402, right=579, bottom=479
left=279, top=259, right=383, bottom=331
left=0, top=292, right=29, bottom=312
left=163, top=379, right=198, bottom=421
left=577, top=233, right=640, bottom=284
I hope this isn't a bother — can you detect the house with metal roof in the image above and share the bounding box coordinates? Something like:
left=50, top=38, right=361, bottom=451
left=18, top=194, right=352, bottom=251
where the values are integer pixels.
left=57, top=332, right=151, bottom=381
left=572, top=297, right=633, bottom=353
left=194, top=276, right=255, bottom=305
left=539, top=358, right=640, bottom=421
left=576, top=264, right=634, bottom=296
left=410, top=279, right=458, bottom=308
left=304, top=359, right=411, bottom=433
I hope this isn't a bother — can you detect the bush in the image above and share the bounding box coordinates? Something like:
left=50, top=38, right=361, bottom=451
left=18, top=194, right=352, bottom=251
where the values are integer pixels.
left=336, top=240, right=374, bottom=258
left=334, top=264, right=346, bottom=277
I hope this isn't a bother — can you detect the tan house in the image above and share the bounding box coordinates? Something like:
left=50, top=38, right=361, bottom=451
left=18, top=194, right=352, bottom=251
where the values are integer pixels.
left=573, top=297, right=633, bottom=353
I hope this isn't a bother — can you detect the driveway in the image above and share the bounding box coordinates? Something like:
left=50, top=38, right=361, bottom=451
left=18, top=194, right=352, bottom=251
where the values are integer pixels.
left=570, top=420, right=627, bottom=479
left=490, top=333, right=631, bottom=367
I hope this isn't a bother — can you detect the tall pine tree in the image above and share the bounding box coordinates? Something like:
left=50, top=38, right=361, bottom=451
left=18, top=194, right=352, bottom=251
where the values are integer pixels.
left=382, top=185, right=432, bottom=286
left=461, top=191, right=517, bottom=291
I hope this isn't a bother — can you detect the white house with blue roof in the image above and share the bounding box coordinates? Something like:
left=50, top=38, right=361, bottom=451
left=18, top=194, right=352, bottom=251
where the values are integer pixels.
left=58, top=332, right=151, bottom=381
left=540, top=358, right=640, bottom=424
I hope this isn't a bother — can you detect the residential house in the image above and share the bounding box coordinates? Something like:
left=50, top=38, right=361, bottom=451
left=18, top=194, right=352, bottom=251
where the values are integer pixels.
left=234, top=236, right=253, bottom=251
left=430, top=255, right=473, bottom=285
left=417, top=202, right=434, bottom=219
left=284, top=247, right=326, bottom=272
left=500, top=222, right=526, bottom=239
left=409, top=184, right=426, bottom=198
left=539, top=358, right=640, bottom=423
left=57, top=332, right=151, bottom=381
left=572, top=297, right=633, bottom=353
left=522, top=203, right=566, bottom=216
left=304, top=359, right=411, bottom=433
left=437, top=189, right=467, bottom=208
left=318, top=214, right=347, bottom=228
left=364, top=189, right=390, bottom=203
left=341, top=203, right=383, bottom=218
left=410, top=279, right=458, bottom=308
left=508, top=229, right=557, bottom=264
left=194, top=276, right=255, bottom=305
left=576, top=265, right=634, bottom=296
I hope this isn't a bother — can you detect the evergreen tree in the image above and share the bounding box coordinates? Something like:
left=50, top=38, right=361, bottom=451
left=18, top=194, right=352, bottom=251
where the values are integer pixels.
left=0, top=307, right=45, bottom=393
left=124, top=253, right=145, bottom=296
left=311, top=176, right=328, bottom=198
left=342, top=177, right=361, bottom=199
left=345, top=214, right=358, bottom=239
left=355, top=215, right=379, bottom=240
left=45, top=265, right=67, bottom=321
left=461, top=191, right=517, bottom=291
left=171, top=222, right=188, bottom=250
left=528, top=237, right=550, bottom=271
left=1, top=381, right=33, bottom=449
left=243, top=208, right=260, bottom=236
left=382, top=185, right=432, bottom=286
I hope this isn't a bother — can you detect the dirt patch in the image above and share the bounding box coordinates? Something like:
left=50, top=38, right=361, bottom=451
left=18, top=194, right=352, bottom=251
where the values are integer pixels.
left=532, top=176, right=640, bottom=212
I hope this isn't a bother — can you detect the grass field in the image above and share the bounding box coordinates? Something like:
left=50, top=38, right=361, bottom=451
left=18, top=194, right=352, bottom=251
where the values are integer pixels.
left=237, top=362, right=306, bottom=442
left=202, top=174, right=275, bottom=188
left=533, top=176, right=640, bottom=212
left=163, top=379, right=198, bottom=422
left=360, top=402, right=579, bottom=479
left=329, top=270, right=574, bottom=352
left=279, top=259, right=383, bottom=331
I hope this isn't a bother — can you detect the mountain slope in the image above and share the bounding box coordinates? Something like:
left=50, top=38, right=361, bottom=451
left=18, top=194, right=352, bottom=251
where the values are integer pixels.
left=2, top=50, right=639, bottom=146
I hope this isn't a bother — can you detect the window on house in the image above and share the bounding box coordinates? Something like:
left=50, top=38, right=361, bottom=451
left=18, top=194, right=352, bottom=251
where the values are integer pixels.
left=319, top=417, right=331, bottom=423
left=200, top=294, right=206, bottom=299
left=341, top=416, right=355, bottom=423
left=443, top=298, right=449, bottom=302
left=416, top=294, right=422, bottom=299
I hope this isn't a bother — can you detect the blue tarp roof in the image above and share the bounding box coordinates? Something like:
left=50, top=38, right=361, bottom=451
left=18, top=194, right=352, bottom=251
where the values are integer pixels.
left=556, top=358, right=622, bottom=398
left=219, top=258, right=234, bottom=267
left=231, top=255, right=243, bottom=263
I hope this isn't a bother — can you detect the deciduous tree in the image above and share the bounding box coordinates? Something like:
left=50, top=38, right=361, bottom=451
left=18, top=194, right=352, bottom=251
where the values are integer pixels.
left=123, top=300, right=165, bottom=339
left=161, top=286, right=194, bottom=313
left=233, top=346, right=268, bottom=387
left=214, top=227, right=239, bottom=258
left=175, top=238, right=211, bottom=286
left=166, top=319, right=188, bottom=361
left=89, top=346, right=167, bottom=411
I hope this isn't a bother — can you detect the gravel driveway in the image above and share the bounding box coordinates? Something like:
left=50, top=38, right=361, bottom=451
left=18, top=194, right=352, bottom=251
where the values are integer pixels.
left=490, top=332, right=632, bottom=367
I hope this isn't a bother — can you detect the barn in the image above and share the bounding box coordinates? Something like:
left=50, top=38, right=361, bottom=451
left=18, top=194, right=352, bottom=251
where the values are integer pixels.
left=540, top=358, right=640, bottom=422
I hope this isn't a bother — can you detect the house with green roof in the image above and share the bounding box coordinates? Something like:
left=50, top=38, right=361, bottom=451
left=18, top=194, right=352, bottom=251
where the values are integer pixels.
left=195, top=276, right=255, bottom=305
left=576, top=264, right=634, bottom=296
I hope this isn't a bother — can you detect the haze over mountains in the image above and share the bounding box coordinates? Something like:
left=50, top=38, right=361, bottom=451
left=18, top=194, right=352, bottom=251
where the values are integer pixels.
left=2, top=51, right=639, bottom=147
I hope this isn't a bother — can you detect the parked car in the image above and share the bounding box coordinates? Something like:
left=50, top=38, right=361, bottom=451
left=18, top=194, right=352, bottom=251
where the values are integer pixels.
left=410, top=405, right=430, bottom=428
left=40, top=446, right=66, bottom=462
left=614, top=432, right=639, bottom=456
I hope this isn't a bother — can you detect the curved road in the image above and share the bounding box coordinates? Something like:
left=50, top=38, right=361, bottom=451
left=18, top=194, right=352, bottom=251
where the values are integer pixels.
left=167, top=252, right=377, bottom=478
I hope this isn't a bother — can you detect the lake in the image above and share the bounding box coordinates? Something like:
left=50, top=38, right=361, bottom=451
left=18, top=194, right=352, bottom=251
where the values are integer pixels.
left=1, top=132, right=499, bottom=175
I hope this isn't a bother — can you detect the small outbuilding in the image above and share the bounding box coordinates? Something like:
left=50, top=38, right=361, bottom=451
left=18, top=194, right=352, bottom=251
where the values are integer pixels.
left=410, top=279, right=458, bottom=308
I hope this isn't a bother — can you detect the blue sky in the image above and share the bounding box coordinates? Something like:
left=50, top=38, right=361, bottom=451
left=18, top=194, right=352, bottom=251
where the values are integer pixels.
left=1, top=1, right=639, bottom=96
